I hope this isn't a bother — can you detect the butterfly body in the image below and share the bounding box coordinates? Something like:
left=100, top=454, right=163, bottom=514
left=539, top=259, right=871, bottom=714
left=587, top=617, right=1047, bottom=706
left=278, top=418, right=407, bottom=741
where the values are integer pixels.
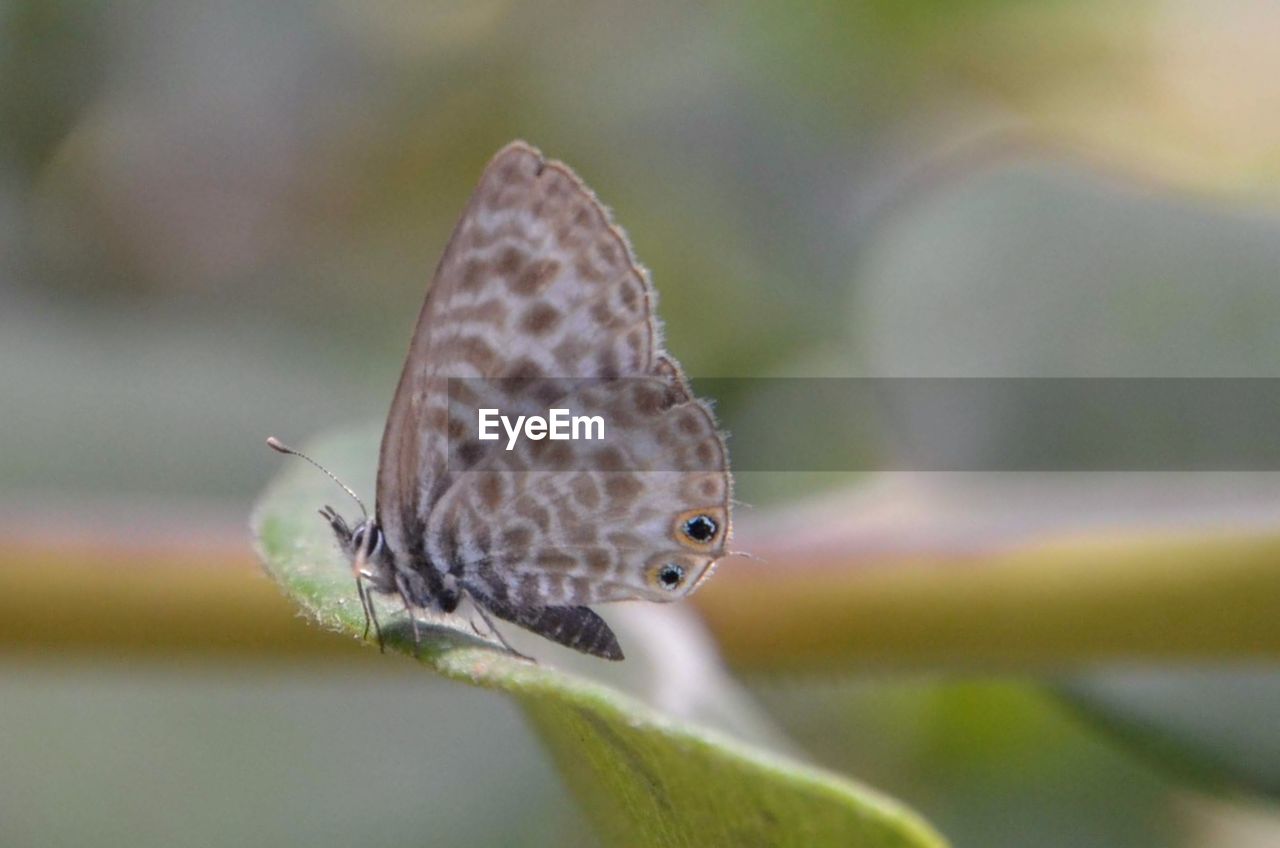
left=321, top=142, right=732, bottom=660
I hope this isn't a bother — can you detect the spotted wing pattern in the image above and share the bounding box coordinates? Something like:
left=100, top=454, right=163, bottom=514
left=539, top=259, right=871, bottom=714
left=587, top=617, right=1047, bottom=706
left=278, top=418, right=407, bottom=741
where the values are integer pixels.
left=374, top=141, right=732, bottom=656
left=428, top=362, right=731, bottom=608
left=377, top=141, right=662, bottom=558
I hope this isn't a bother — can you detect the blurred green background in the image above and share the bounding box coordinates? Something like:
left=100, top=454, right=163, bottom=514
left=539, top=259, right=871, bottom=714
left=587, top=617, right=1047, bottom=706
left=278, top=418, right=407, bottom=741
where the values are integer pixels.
left=4, top=1, right=1280, bottom=845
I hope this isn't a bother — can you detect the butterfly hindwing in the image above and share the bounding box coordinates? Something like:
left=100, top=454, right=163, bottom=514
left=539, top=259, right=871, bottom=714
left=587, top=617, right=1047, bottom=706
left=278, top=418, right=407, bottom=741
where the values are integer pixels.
left=431, top=365, right=731, bottom=606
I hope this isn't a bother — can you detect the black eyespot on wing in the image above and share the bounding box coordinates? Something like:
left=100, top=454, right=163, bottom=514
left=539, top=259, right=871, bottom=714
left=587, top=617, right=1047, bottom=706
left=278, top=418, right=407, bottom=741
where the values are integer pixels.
left=682, top=515, right=717, bottom=543
left=658, top=563, right=685, bottom=590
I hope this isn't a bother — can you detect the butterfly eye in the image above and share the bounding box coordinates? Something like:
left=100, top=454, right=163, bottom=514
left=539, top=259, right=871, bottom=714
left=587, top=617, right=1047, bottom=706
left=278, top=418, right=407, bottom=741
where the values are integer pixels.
left=657, top=563, right=685, bottom=590
left=682, top=515, right=718, bottom=543
left=351, top=524, right=384, bottom=558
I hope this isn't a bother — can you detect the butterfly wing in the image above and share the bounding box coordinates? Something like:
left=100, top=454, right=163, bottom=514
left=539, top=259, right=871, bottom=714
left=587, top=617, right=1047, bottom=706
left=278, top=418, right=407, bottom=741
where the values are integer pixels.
left=428, top=360, right=732, bottom=610
left=376, top=141, right=663, bottom=569
left=377, top=141, right=732, bottom=658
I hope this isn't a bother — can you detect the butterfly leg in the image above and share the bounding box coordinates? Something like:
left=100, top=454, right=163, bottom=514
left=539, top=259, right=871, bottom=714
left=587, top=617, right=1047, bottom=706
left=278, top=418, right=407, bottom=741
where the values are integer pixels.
left=357, top=580, right=370, bottom=639
left=349, top=528, right=386, bottom=654
left=355, top=576, right=384, bottom=653
left=470, top=598, right=535, bottom=663
left=409, top=612, right=422, bottom=656
left=392, top=572, right=424, bottom=657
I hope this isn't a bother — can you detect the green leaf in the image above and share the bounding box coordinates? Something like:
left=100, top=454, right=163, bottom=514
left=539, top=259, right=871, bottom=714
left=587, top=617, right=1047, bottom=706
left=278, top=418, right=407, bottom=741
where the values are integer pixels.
left=251, top=426, right=947, bottom=848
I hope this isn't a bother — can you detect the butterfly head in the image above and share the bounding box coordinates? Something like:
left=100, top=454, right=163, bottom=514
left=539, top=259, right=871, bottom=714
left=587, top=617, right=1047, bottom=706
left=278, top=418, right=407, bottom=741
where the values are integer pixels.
left=349, top=520, right=384, bottom=563
left=267, top=438, right=398, bottom=594
left=324, top=510, right=395, bottom=593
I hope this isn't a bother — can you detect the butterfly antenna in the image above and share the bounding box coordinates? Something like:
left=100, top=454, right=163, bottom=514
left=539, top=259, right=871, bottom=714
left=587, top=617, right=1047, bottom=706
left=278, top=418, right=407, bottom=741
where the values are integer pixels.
left=266, top=436, right=368, bottom=519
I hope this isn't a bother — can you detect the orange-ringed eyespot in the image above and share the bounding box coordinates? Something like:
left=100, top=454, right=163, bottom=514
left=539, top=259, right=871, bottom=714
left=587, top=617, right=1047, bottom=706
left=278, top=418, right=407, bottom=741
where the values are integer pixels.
left=682, top=514, right=717, bottom=543
left=657, top=563, right=685, bottom=590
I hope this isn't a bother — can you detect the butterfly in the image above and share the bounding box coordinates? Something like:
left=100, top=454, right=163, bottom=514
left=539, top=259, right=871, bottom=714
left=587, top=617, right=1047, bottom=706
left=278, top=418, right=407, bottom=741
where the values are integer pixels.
left=271, top=141, right=732, bottom=660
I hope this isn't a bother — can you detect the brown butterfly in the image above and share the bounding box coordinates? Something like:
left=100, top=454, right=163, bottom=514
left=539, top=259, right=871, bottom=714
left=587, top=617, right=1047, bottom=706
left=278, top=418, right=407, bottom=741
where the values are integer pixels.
left=271, top=142, right=731, bottom=660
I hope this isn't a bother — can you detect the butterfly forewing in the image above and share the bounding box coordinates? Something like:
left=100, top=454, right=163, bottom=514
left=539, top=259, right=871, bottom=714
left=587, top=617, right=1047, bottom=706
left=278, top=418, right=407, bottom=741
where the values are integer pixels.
left=378, top=144, right=655, bottom=547
left=373, top=141, right=731, bottom=657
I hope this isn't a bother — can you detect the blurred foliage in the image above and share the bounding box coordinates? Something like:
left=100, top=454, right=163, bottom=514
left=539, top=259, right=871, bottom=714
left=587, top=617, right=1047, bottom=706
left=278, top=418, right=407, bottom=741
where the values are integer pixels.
left=1062, top=668, right=1280, bottom=799
left=0, top=0, right=106, bottom=174
left=0, top=663, right=595, bottom=848
left=753, top=679, right=1182, bottom=848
